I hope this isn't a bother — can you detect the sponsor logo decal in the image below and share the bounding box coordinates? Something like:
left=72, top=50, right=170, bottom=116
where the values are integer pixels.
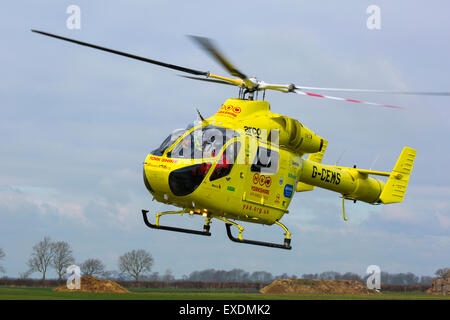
left=251, top=186, right=269, bottom=195
left=243, top=126, right=262, bottom=138
left=284, top=184, right=294, bottom=198
left=217, top=104, right=241, bottom=117
left=149, top=156, right=178, bottom=164
left=275, top=193, right=281, bottom=204
left=253, top=173, right=272, bottom=187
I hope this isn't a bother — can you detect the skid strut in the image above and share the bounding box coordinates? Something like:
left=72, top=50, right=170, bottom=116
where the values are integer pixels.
left=141, top=210, right=211, bottom=236
left=216, top=216, right=292, bottom=250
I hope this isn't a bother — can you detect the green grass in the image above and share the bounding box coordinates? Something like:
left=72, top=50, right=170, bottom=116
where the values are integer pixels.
left=0, top=286, right=449, bottom=300
left=128, top=287, right=245, bottom=294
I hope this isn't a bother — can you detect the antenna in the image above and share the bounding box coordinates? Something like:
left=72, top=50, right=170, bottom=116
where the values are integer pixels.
left=335, top=150, right=346, bottom=166
left=369, top=154, right=380, bottom=170
left=196, top=108, right=205, bottom=121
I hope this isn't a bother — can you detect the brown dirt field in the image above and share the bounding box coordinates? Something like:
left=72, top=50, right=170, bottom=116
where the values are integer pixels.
left=426, top=276, right=450, bottom=295
left=260, top=279, right=380, bottom=295
left=53, top=276, right=129, bottom=293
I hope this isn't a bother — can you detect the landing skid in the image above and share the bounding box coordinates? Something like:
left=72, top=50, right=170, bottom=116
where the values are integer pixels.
left=141, top=209, right=292, bottom=250
left=141, top=210, right=211, bottom=236
left=225, top=223, right=291, bottom=250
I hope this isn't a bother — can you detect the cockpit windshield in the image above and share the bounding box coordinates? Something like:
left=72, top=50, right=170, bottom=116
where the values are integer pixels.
left=168, top=126, right=239, bottom=160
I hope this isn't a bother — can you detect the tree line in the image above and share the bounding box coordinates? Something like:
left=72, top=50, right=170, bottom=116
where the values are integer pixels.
left=183, top=268, right=440, bottom=285
left=1, top=236, right=154, bottom=281
left=0, top=238, right=448, bottom=285
left=302, top=271, right=435, bottom=286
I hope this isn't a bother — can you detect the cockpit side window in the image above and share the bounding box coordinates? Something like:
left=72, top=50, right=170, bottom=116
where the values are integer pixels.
left=209, top=141, right=241, bottom=181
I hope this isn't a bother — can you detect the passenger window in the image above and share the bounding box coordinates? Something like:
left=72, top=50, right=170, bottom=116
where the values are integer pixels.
left=209, top=142, right=241, bottom=181
left=251, top=147, right=279, bottom=174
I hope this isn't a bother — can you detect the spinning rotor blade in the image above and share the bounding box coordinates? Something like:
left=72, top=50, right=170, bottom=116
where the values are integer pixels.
left=180, top=75, right=235, bottom=86
left=293, top=89, right=405, bottom=109
left=294, top=86, right=450, bottom=96
left=32, top=30, right=448, bottom=109
left=257, top=82, right=406, bottom=108
left=188, top=35, right=254, bottom=87
left=31, top=30, right=208, bottom=76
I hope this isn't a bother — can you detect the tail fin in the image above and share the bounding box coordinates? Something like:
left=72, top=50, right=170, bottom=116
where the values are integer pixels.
left=379, top=147, right=417, bottom=204
left=296, top=139, right=328, bottom=192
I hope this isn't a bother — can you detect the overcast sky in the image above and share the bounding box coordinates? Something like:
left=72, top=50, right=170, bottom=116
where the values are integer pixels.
left=1, top=0, right=449, bottom=279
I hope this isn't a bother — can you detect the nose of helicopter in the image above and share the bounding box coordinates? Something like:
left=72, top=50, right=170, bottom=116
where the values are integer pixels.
left=143, top=155, right=212, bottom=198
left=143, top=167, right=154, bottom=193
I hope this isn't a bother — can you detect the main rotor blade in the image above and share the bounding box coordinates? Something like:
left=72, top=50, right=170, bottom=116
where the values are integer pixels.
left=295, top=85, right=450, bottom=96
left=188, top=35, right=248, bottom=80
left=180, top=75, right=235, bottom=86
left=31, top=30, right=208, bottom=76
left=293, top=89, right=406, bottom=109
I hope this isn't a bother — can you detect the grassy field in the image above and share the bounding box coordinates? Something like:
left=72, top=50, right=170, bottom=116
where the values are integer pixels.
left=0, top=286, right=449, bottom=300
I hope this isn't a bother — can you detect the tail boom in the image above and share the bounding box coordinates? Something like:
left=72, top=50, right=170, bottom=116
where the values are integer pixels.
left=296, top=147, right=416, bottom=204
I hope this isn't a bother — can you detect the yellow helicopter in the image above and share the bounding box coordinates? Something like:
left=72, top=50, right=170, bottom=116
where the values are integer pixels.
left=32, top=30, right=449, bottom=250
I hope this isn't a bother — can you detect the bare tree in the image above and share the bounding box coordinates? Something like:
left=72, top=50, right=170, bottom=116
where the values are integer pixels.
left=52, top=241, right=75, bottom=280
left=81, top=258, right=105, bottom=278
left=435, top=268, right=450, bottom=278
left=163, top=268, right=174, bottom=281
left=0, top=248, right=5, bottom=274
left=27, top=236, right=56, bottom=280
left=250, top=271, right=273, bottom=283
left=149, top=272, right=160, bottom=281
left=19, top=270, right=32, bottom=279
left=118, top=249, right=153, bottom=281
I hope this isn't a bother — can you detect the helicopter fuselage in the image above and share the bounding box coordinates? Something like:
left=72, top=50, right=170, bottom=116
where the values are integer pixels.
left=143, top=98, right=416, bottom=229
left=143, top=98, right=308, bottom=225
